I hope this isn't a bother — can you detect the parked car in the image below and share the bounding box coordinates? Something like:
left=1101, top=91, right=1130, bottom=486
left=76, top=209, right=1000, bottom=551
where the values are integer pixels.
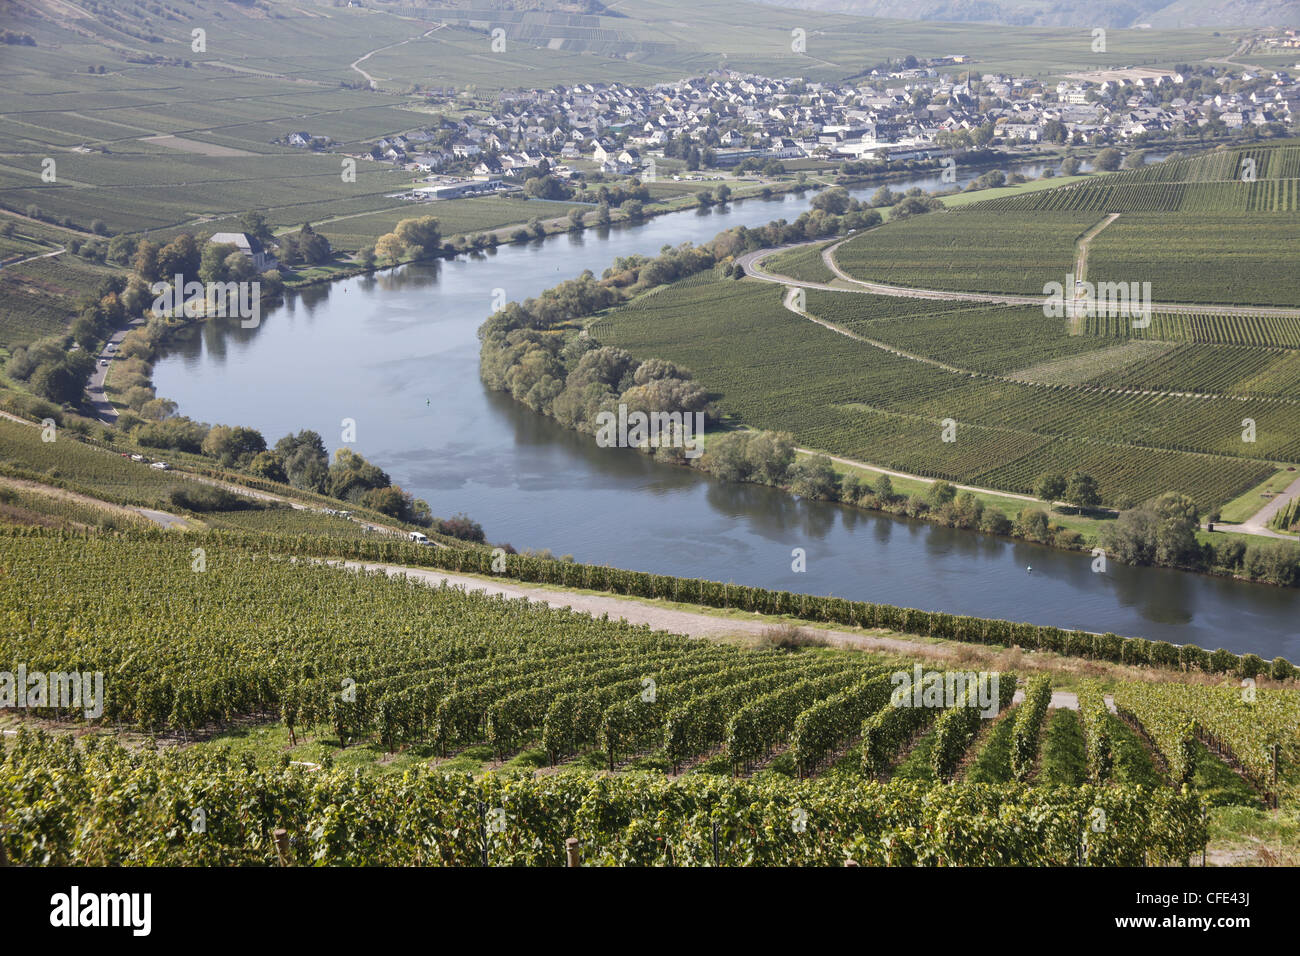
left=99, top=359, right=109, bottom=366
left=149, top=461, right=170, bottom=470
left=408, top=531, right=431, bottom=545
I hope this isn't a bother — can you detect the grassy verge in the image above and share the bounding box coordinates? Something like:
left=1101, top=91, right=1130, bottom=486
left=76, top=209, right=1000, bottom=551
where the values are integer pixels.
left=1218, top=469, right=1298, bottom=524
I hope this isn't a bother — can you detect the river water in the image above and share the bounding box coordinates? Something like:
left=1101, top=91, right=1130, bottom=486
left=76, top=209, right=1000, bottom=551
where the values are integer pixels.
left=153, top=162, right=1299, bottom=658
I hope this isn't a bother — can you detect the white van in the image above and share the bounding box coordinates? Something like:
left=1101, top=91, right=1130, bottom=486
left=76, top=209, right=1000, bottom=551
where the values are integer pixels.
left=408, top=531, right=430, bottom=545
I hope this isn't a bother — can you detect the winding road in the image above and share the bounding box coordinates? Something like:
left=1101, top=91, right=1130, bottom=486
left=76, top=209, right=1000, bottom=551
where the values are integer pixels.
left=738, top=234, right=1300, bottom=319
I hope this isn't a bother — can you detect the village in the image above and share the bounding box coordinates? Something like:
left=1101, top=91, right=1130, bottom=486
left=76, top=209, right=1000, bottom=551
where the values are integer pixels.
left=278, top=51, right=1300, bottom=201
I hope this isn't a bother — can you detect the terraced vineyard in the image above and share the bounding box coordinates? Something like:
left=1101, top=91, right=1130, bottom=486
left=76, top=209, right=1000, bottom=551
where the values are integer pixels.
left=5, top=527, right=1291, bottom=866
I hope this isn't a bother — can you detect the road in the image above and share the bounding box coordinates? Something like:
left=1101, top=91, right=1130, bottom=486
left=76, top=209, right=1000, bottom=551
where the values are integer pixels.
left=2, top=244, right=65, bottom=268
left=1220, top=472, right=1300, bottom=540
left=738, top=237, right=1300, bottom=319
left=0, top=474, right=188, bottom=529
left=349, top=25, right=445, bottom=89
left=84, top=318, right=144, bottom=423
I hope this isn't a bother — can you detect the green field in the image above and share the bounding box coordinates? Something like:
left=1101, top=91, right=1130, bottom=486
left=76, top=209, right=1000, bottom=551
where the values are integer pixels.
left=759, top=241, right=837, bottom=284
left=832, top=210, right=1099, bottom=295
left=1085, top=214, right=1300, bottom=307
left=592, top=274, right=1287, bottom=508
left=0, top=247, right=122, bottom=348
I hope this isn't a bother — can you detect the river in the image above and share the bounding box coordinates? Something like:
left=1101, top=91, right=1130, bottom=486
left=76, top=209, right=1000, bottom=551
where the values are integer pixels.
left=153, top=162, right=1299, bottom=659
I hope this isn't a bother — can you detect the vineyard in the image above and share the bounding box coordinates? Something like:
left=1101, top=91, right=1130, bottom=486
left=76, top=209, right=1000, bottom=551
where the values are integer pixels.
left=827, top=143, right=1300, bottom=309
left=829, top=210, right=1098, bottom=295
left=972, top=181, right=1300, bottom=215
left=0, top=732, right=1210, bottom=866
left=1101, top=146, right=1300, bottom=185
left=1083, top=344, right=1300, bottom=399
left=1085, top=215, right=1300, bottom=308
left=1082, top=310, right=1300, bottom=349
left=803, top=293, right=1119, bottom=375
left=758, top=242, right=837, bottom=285
left=595, top=275, right=1288, bottom=507
left=4, top=528, right=1296, bottom=865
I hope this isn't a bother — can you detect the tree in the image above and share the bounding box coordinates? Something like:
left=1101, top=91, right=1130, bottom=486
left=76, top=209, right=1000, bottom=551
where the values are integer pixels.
left=927, top=480, right=957, bottom=506
left=1094, top=148, right=1122, bottom=171
left=157, top=234, right=200, bottom=282
left=357, top=246, right=376, bottom=269
left=437, top=512, right=485, bottom=542
left=132, top=240, right=161, bottom=282
left=247, top=451, right=288, bottom=484
left=328, top=447, right=391, bottom=501
left=811, top=186, right=850, bottom=215
left=239, top=211, right=274, bottom=243
left=1014, top=507, right=1051, bottom=543
left=199, top=242, right=238, bottom=283
left=394, top=216, right=441, bottom=258
left=788, top=454, right=838, bottom=499
left=223, top=251, right=256, bottom=282
left=107, top=234, right=137, bottom=265
left=870, top=185, right=899, bottom=208
left=874, top=474, right=894, bottom=502
left=1034, top=472, right=1067, bottom=504
left=1060, top=155, right=1081, bottom=176
left=360, top=485, right=420, bottom=522
left=30, top=360, right=86, bottom=405
left=1064, top=471, right=1101, bottom=512
left=71, top=314, right=101, bottom=351
left=202, top=425, right=267, bottom=467
left=295, top=222, right=332, bottom=264
left=713, top=183, right=731, bottom=204
left=1123, top=149, right=1147, bottom=169
left=952, top=491, right=984, bottom=530
left=1153, top=492, right=1201, bottom=566
left=375, top=233, right=405, bottom=262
